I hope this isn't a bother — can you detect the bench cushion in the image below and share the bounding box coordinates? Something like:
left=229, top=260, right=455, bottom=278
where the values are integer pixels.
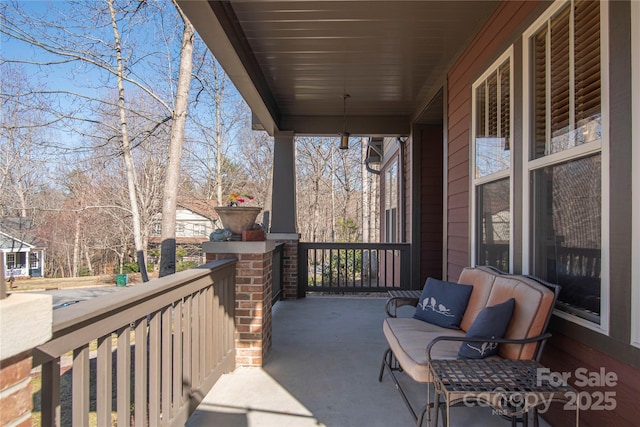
left=487, top=276, right=556, bottom=359
left=383, top=317, right=465, bottom=383
left=458, top=267, right=497, bottom=331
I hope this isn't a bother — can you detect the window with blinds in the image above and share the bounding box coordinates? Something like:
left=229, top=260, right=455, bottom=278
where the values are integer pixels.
left=526, top=0, right=605, bottom=326
left=532, top=0, right=601, bottom=159
left=475, top=58, right=511, bottom=178
left=472, top=50, right=512, bottom=271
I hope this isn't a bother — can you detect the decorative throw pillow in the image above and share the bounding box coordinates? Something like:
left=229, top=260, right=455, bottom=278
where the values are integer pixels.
left=458, top=298, right=516, bottom=359
left=413, top=278, right=473, bottom=329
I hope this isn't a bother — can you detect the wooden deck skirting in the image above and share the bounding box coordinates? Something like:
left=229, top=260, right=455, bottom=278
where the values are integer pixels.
left=32, top=260, right=237, bottom=427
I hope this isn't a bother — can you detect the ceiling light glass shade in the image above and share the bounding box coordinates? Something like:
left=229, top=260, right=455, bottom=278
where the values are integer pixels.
left=339, top=132, right=350, bottom=149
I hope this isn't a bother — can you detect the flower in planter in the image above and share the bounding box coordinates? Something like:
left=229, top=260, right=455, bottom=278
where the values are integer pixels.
left=227, top=192, right=254, bottom=207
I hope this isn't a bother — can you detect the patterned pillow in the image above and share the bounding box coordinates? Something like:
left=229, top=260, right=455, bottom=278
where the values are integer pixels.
left=413, top=278, right=473, bottom=329
left=458, top=298, right=515, bottom=359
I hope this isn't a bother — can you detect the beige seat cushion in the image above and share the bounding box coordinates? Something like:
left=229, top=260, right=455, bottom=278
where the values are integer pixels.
left=458, top=267, right=496, bottom=331
left=487, top=276, right=555, bottom=359
left=383, top=317, right=465, bottom=383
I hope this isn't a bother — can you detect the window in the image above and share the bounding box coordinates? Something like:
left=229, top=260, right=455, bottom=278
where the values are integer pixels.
left=384, top=158, right=399, bottom=243
left=29, top=253, right=39, bottom=269
left=6, top=252, right=25, bottom=269
left=152, top=223, right=161, bottom=236
left=176, top=223, right=185, bottom=234
left=632, top=0, right=640, bottom=347
left=472, top=49, right=512, bottom=272
left=524, top=0, right=608, bottom=330
left=6, top=253, right=16, bottom=269
left=194, top=224, right=206, bottom=237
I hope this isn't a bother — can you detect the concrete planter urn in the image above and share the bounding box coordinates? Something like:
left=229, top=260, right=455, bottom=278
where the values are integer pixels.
left=214, top=206, right=262, bottom=237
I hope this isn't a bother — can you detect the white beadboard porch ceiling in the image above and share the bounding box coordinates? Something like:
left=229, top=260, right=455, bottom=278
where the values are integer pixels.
left=177, top=1, right=499, bottom=136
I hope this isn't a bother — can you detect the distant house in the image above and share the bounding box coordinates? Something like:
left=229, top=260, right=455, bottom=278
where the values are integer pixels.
left=0, top=218, right=46, bottom=278
left=149, top=199, right=218, bottom=262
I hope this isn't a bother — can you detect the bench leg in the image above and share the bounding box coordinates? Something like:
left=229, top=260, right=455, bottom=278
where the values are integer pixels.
left=378, top=348, right=392, bottom=382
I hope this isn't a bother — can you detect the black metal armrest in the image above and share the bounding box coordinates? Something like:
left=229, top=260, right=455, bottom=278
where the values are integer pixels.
left=385, top=296, right=419, bottom=317
left=426, top=332, right=553, bottom=362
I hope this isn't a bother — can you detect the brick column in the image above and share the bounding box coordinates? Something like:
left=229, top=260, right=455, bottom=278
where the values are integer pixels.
left=0, top=293, right=52, bottom=426
left=203, top=241, right=275, bottom=367
left=0, top=352, right=33, bottom=427
left=268, top=233, right=300, bottom=299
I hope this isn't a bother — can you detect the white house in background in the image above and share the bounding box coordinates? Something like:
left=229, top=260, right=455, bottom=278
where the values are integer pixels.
left=0, top=218, right=46, bottom=278
left=149, top=199, right=218, bottom=262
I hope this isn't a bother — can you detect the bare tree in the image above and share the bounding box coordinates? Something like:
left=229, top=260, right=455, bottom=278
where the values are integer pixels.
left=159, top=0, right=194, bottom=277
left=2, top=0, right=203, bottom=277
left=0, top=64, right=56, bottom=219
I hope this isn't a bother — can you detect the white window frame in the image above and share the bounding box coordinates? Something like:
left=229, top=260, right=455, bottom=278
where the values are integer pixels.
left=522, top=0, right=610, bottom=334
left=470, top=47, right=514, bottom=272
left=631, top=0, right=640, bottom=348
left=194, top=223, right=206, bottom=237
left=29, top=253, right=39, bottom=269
left=6, top=253, right=17, bottom=269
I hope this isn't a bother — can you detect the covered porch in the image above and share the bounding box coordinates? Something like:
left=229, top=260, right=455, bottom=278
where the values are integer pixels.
left=1, top=1, right=638, bottom=426
left=187, top=296, right=552, bottom=427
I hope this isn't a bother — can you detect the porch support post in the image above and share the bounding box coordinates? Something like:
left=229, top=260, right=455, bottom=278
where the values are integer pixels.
left=270, top=130, right=297, bottom=234
left=269, top=130, right=301, bottom=299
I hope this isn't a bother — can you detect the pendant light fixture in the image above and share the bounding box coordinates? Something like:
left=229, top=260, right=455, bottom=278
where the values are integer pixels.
left=339, top=94, right=350, bottom=149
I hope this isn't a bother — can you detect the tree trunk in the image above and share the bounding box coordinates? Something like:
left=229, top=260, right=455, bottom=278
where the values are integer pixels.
left=107, top=0, right=148, bottom=281
left=72, top=213, right=80, bottom=277
left=84, top=247, right=93, bottom=276
left=362, top=138, right=369, bottom=243
left=159, top=2, right=195, bottom=277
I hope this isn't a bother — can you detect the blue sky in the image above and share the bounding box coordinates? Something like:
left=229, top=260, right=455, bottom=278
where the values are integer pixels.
left=1, top=0, right=251, bottom=165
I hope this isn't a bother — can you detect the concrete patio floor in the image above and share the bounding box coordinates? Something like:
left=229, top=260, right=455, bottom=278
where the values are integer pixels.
left=186, top=296, right=553, bottom=427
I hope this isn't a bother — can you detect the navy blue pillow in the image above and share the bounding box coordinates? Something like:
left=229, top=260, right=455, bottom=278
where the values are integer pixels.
left=413, top=278, right=473, bottom=329
left=458, top=298, right=515, bottom=359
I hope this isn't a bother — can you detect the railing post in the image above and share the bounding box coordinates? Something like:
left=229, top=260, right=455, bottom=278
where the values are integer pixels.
left=41, top=358, right=61, bottom=427
left=298, top=243, right=308, bottom=298
left=401, top=244, right=412, bottom=289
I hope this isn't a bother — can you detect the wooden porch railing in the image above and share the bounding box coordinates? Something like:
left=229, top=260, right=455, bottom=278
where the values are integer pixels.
left=298, top=242, right=410, bottom=294
left=33, top=259, right=237, bottom=427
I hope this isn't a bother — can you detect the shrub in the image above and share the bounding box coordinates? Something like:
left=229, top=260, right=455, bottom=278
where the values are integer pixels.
left=121, top=263, right=139, bottom=273
left=176, top=260, right=198, bottom=272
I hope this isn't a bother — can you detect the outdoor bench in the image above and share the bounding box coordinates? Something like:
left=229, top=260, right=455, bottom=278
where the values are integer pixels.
left=378, top=266, right=560, bottom=426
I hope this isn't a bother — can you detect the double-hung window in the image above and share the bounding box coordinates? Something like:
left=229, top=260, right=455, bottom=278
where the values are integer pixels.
left=524, top=0, right=608, bottom=329
left=29, top=253, right=39, bottom=269
left=472, top=49, right=513, bottom=272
